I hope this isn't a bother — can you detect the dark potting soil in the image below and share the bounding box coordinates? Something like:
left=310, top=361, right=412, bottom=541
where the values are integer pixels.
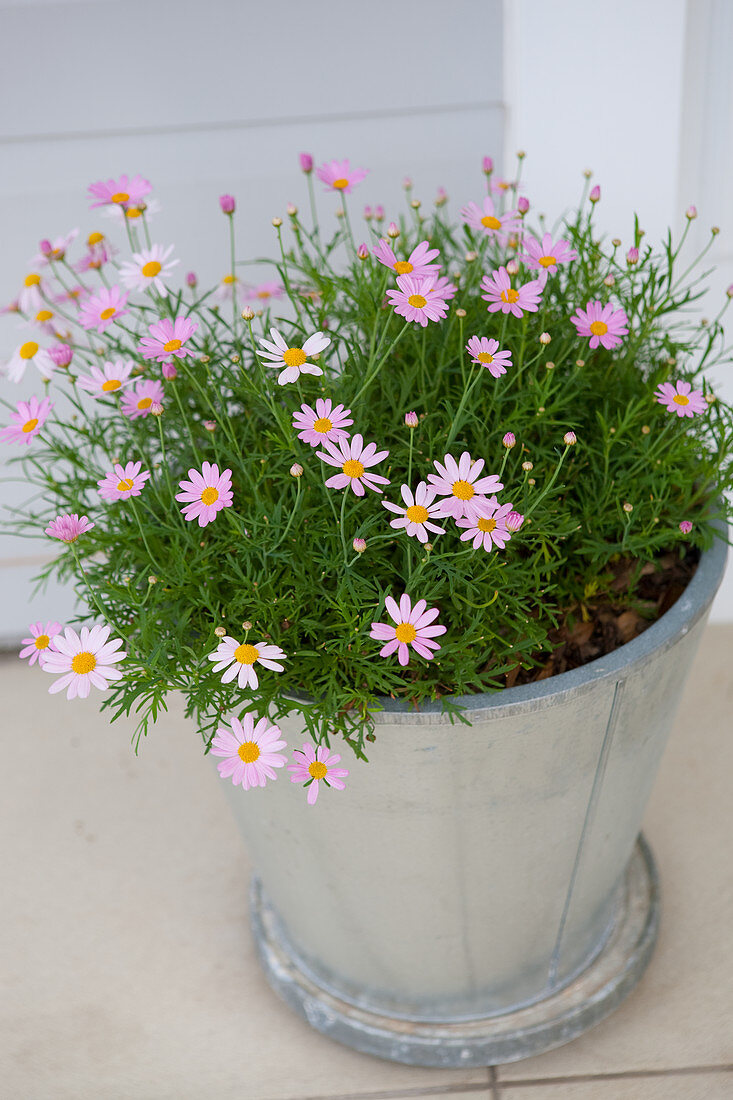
left=507, top=546, right=701, bottom=688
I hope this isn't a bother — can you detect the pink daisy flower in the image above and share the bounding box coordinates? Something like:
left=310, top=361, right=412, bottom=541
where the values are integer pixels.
left=460, top=196, right=520, bottom=243
left=316, top=159, right=368, bottom=194
left=77, top=286, right=129, bottom=333
left=211, top=715, right=288, bottom=790
left=19, top=620, right=63, bottom=667
left=490, top=177, right=516, bottom=195
left=382, top=482, right=445, bottom=544
left=212, top=274, right=240, bottom=304
left=386, top=274, right=449, bottom=327
left=45, top=513, right=95, bottom=542
left=481, top=268, right=544, bottom=318
left=372, top=239, right=441, bottom=279
left=317, top=434, right=390, bottom=496
left=654, top=380, right=707, bottom=418
left=207, top=636, right=287, bottom=690
left=27, top=305, right=68, bottom=338
left=522, top=233, right=578, bottom=276
left=465, top=336, right=512, bottom=378
left=426, top=274, right=458, bottom=301
left=242, top=281, right=285, bottom=303
left=31, top=229, right=79, bottom=267
left=288, top=743, right=349, bottom=805
left=370, top=593, right=447, bottom=667
left=119, top=244, right=178, bottom=296
left=3, top=340, right=56, bottom=384
left=41, top=624, right=126, bottom=700
left=571, top=300, right=629, bottom=350
left=292, top=398, right=353, bottom=447
left=176, top=462, right=233, bottom=527
left=427, top=452, right=504, bottom=520
left=120, top=379, right=164, bottom=420
left=258, top=328, right=331, bottom=385
left=77, top=359, right=135, bottom=398
left=75, top=232, right=115, bottom=273
left=456, top=496, right=514, bottom=551
left=97, top=461, right=151, bottom=501
left=138, top=316, right=198, bottom=362
left=88, top=174, right=152, bottom=208
left=1, top=395, right=53, bottom=445
left=102, top=197, right=161, bottom=225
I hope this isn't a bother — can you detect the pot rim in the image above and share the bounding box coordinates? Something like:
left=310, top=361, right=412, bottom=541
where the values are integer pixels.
left=367, top=527, right=729, bottom=724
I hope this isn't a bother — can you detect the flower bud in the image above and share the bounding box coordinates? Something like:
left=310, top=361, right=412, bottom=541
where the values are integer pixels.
left=352, top=537, right=366, bottom=553
left=161, top=361, right=178, bottom=379
left=711, top=225, right=720, bottom=235
left=545, top=361, right=555, bottom=370
left=517, top=196, right=530, bottom=215
left=241, top=307, right=255, bottom=320
left=39, top=239, right=53, bottom=257
left=455, top=307, right=467, bottom=317
left=623, top=501, right=634, bottom=513
left=148, top=575, right=158, bottom=585
left=686, top=205, right=698, bottom=220
left=272, top=217, right=282, bottom=228
left=563, top=431, right=577, bottom=445
left=242, top=620, right=253, bottom=631
left=219, top=194, right=235, bottom=214
left=641, top=425, right=650, bottom=435
left=387, top=221, right=400, bottom=239
left=465, top=250, right=478, bottom=262
left=612, top=237, right=622, bottom=247
left=603, top=274, right=615, bottom=287
left=299, top=152, right=313, bottom=173
left=203, top=420, right=217, bottom=431
left=290, top=463, right=304, bottom=478
left=287, top=202, right=298, bottom=217
left=482, top=156, right=494, bottom=174
left=506, top=511, right=525, bottom=532
left=727, top=285, right=733, bottom=298
left=576, top=359, right=585, bottom=367
left=506, top=259, right=519, bottom=276
left=434, top=187, right=448, bottom=207
left=405, top=411, right=418, bottom=428
left=375, top=205, right=385, bottom=222
left=49, top=343, right=73, bottom=367
left=186, top=271, right=197, bottom=288
left=363, top=205, right=373, bottom=220
left=402, top=177, right=413, bottom=190
left=516, top=149, right=526, bottom=160
left=522, top=461, right=533, bottom=472
left=214, top=625, right=227, bottom=637
left=410, top=198, right=421, bottom=210
left=626, top=247, right=639, bottom=265
left=335, top=208, right=345, bottom=219
left=589, top=185, right=601, bottom=203
left=357, top=242, right=369, bottom=260
left=679, top=520, right=693, bottom=535
left=150, top=401, right=164, bottom=417
left=539, top=332, right=551, bottom=345
left=502, top=432, right=516, bottom=448
left=583, top=168, right=593, bottom=179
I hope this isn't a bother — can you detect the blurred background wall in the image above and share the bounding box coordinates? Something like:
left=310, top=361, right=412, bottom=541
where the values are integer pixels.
left=0, top=0, right=731, bottom=641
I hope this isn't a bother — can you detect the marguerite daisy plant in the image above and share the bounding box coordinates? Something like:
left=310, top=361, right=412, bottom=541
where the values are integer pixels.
left=2, top=151, right=731, bottom=796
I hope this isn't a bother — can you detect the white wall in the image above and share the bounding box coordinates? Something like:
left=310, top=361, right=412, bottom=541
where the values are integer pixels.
left=0, top=0, right=504, bottom=643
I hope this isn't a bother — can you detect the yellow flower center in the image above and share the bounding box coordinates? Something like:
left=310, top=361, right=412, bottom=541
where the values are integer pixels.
left=393, top=260, right=413, bottom=274
left=19, top=341, right=39, bottom=359
left=200, top=487, right=219, bottom=505
left=407, top=294, right=427, bottom=309
left=500, top=289, right=520, bottom=304
left=125, top=207, right=142, bottom=219
left=313, top=416, right=333, bottom=433
left=256, top=289, right=271, bottom=298
left=342, top=459, right=365, bottom=479
left=116, top=478, right=135, bottom=492
left=110, top=191, right=129, bottom=203
left=137, top=397, right=153, bottom=410
left=99, top=307, right=116, bottom=320
left=222, top=274, right=236, bottom=284
left=142, top=260, right=162, bottom=278
left=237, top=740, right=260, bottom=763
left=481, top=215, right=502, bottom=230
left=88, top=232, right=104, bottom=245
left=35, top=310, right=53, bottom=322
left=405, top=504, right=429, bottom=523
left=71, top=651, right=96, bottom=675
left=539, top=255, right=557, bottom=268
left=234, top=643, right=259, bottom=665
left=22, top=418, right=39, bottom=433
left=24, top=273, right=41, bottom=287
left=102, top=379, right=121, bottom=391
left=163, top=339, right=182, bottom=352
left=395, top=622, right=417, bottom=643
left=673, top=394, right=690, bottom=406
left=34, top=634, right=50, bottom=650
left=332, top=178, right=349, bottom=189
left=477, top=351, right=494, bottom=364
left=589, top=320, right=608, bottom=336
left=309, top=760, right=328, bottom=779
left=497, top=181, right=510, bottom=190
left=283, top=347, right=307, bottom=367
left=477, top=517, right=497, bottom=533
left=451, top=479, right=475, bottom=500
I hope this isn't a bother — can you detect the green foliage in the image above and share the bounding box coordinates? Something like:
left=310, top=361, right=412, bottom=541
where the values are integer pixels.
left=3, top=163, right=732, bottom=761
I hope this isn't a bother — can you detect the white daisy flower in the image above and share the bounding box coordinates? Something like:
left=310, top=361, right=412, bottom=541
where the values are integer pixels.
left=118, top=243, right=178, bottom=296
left=208, top=636, right=287, bottom=690
left=258, top=327, right=330, bottom=385
left=3, top=340, right=56, bottom=383
left=382, top=481, right=445, bottom=543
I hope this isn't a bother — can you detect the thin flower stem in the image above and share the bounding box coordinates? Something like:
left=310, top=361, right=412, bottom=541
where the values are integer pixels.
left=130, top=497, right=163, bottom=571
left=228, top=213, right=238, bottom=334
left=352, top=322, right=410, bottom=403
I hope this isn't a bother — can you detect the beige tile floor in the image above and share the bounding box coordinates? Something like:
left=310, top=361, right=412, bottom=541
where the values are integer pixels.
left=1, top=626, right=732, bottom=1100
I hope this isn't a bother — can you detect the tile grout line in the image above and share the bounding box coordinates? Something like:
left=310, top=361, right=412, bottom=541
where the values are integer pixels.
left=489, top=1064, right=501, bottom=1099
left=495, top=1062, right=733, bottom=1089
left=274, top=1081, right=497, bottom=1100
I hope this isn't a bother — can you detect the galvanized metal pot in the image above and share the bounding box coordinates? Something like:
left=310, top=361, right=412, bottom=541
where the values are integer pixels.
left=219, top=535, right=727, bottom=1067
